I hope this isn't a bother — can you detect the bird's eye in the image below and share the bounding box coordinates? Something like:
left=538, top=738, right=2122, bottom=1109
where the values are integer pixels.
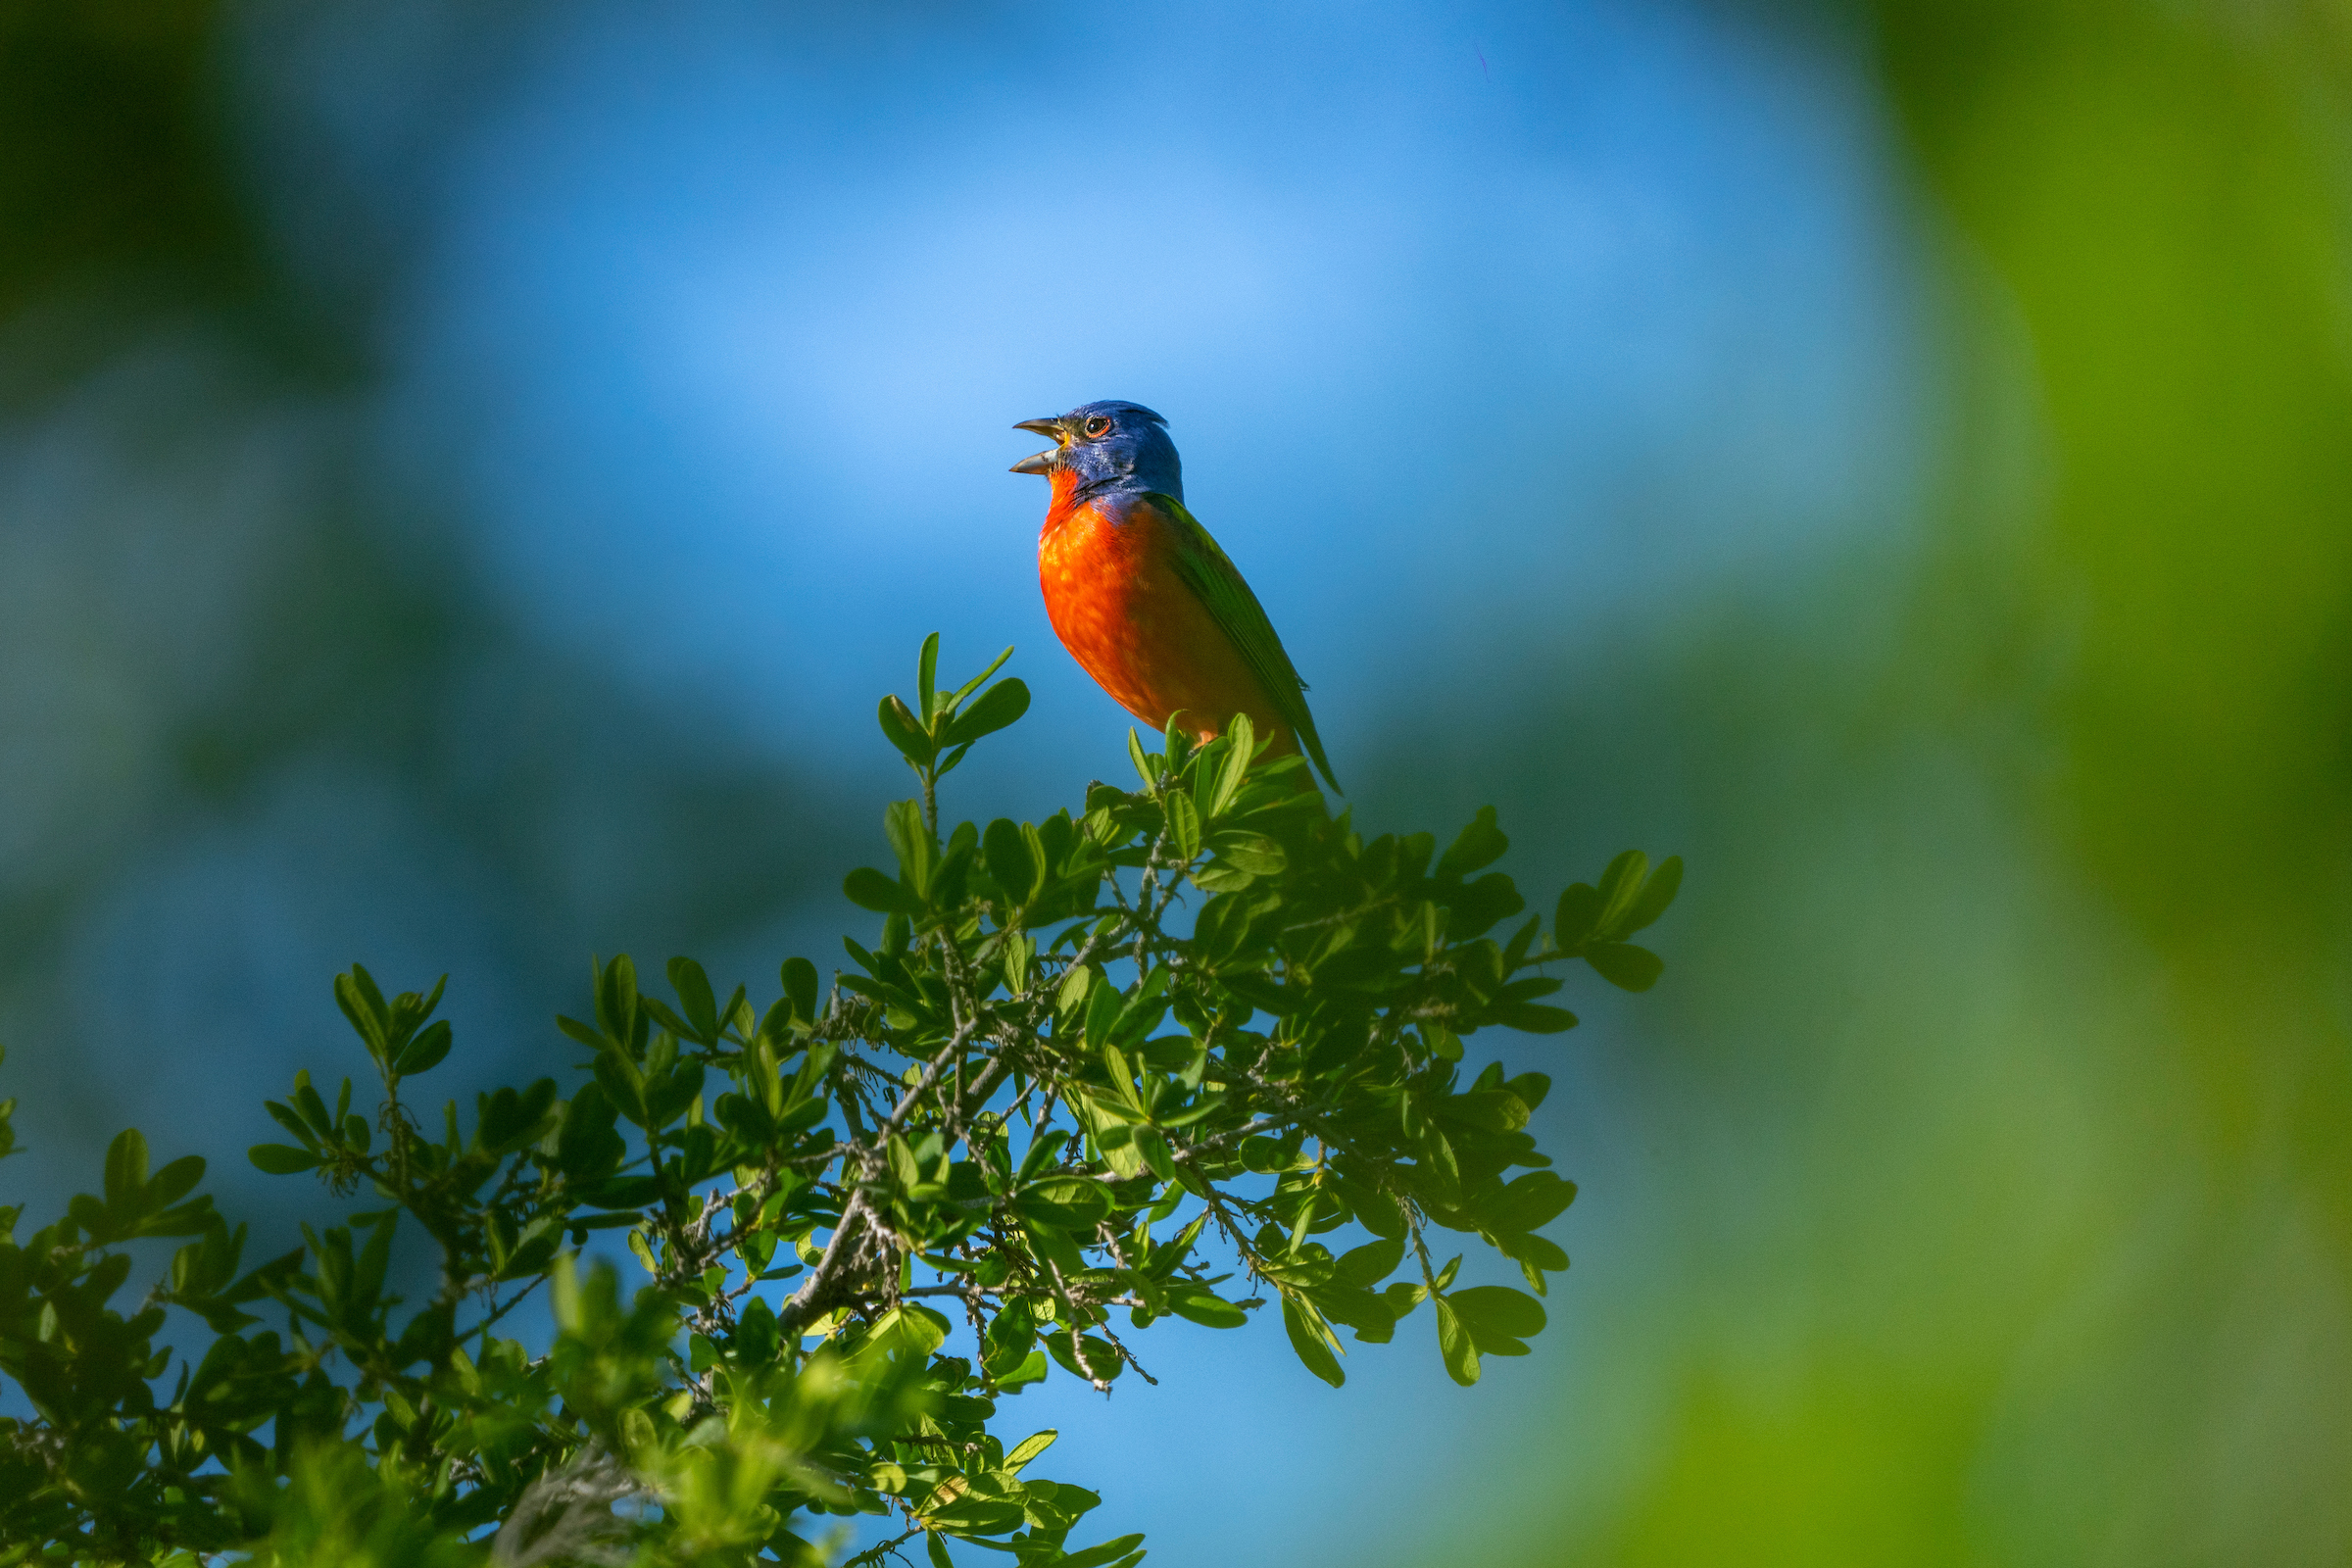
left=1083, top=416, right=1113, bottom=439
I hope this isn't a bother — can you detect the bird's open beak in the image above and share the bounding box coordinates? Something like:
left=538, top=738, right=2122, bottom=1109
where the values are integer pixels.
left=1009, top=416, right=1067, bottom=475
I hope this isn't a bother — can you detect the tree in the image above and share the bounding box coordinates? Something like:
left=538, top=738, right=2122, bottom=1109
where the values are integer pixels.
left=0, top=639, right=1680, bottom=1566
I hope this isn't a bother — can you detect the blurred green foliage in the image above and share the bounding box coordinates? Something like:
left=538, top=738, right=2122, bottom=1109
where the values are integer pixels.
left=1446, top=2, right=2352, bottom=1561
left=0, top=644, right=1675, bottom=1561
left=0, top=0, right=844, bottom=1200
left=0, top=1, right=250, bottom=339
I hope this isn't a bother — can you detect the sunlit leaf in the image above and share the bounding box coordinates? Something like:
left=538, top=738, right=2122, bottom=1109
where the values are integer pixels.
left=1282, top=1292, right=1345, bottom=1388
left=1433, top=1295, right=1480, bottom=1386
left=944, top=677, right=1031, bottom=746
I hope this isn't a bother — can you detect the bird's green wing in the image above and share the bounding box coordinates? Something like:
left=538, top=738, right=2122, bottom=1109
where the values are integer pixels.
left=1144, top=492, right=1342, bottom=792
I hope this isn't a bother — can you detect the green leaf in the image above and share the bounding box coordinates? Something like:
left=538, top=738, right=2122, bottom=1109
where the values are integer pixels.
left=385, top=974, right=447, bottom=1054
left=641, top=1062, right=703, bottom=1131
left=945, top=643, right=1016, bottom=708
left=1055, top=964, right=1096, bottom=1032
left=1022, top=1217, right=1087, bottom=1275
left=334, top=966, right=390, bottom=1056
left=1594, top=850, right=1649, bottom=936
left=1045, top=1331, right=1124, bottom=1384
left=1165, top=789, right=1201, bottom=861
left=1438, top=806, right=1508, bottom=878
left=145, top=1154, right=205, bottom=1211
left=1201, top=716, right=1253, bottom=818
left=879, top=694, right=934, bottom=765
left=781, top=956, right=819, bottom=1021
left=887, top=1135, right=921, bottom=1191
left=292, top=1078, right=334, bottom=1136
left=1161, top=710, right=1199, bottom=772
left=1491, top=1002, right=1577, bottom=1034
left=1166, top=1287, right=1249, bottom=1329
left=1380, top=1279, right=1429, bottom=1322
left=1058, top=1536, right=1148, bottom=1568
left=559, top=1083, right=625, bottom=1181
left=917, top=630, right=941, bottom=718
left=944, top=676, right=1031, bottom=747
left=264, top=1100, right=318, bottom=1150
left=1493, top=1170, right=1578, bottom=1233
left=984, top=1307, right=1038, bottom=1377
left=1585, top=942, right=1664, bottom=992
left=353, top=1210, right=397, bottom=1304
left=595, top=1049, right=650, bottom=1127
left=996, top=1348, right=1050, bottom=1391
left=1447, top=1284, right=1546, bottom=1350
left=1134, top=1125, right=1178, bottom=1183
left=1625, top=854, right=1683, bottom=932
left=1191, top=887, right=1275, bottom=968
left=1000, top=929, right=1036, bottom=994
left=1502, top=912, right=1543, bottom=968
left=1282, top=1293, right=1345, bottom=1388
left=982, top=817, right=1040, bottom=906
left=872, top=1303, right=953, bottom=1356
left=1107, top=966, right=1170, bottom=1046
left=104, top=1129, right=148, bottom=1207
left=392, top=1019, right=453, bottom=1076
left=595, top=955, right=639, bottom=1049
left=1081, top=980, right=1123, bottom=1048
left=1191, top=859, right=1259, bottom=894
left=1553, top=882, right=1603, bottom=951
left=1418, top=1124, right=1460, bottom=1198
left=886, top=798, right=935, bottom=893
left=1019, top=1176, right=1111, bottom=1229
left=845, top=866, right=924, bottom=915
left=1447, top=872, right=1525, bottom=940
left=1004, top=1429, right=1058, bottom=1470
left=1204, top=830, right=1285, bottom=875
left=1331, top=1237, right=1405, bottom=1289
left=1331, top=1174, right=1407, bottom=1239
left=1433, top=1295, right=1481, bottom=1385
left=1499, top=1230, right=1571, bottom=1274
left=478, top=1077, right=564, bottom=1151
left=248, top=1145, right=321, bottom=1175
left=1241, top=1134, right=1297, bottom=1174
left=665, top=956, right=718, bottom=1041
left=1308, top=1282, right=1398, bottom=1343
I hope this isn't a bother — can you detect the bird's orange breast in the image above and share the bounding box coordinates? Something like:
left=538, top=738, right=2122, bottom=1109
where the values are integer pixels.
left=1038, top=486, right=1292, bottom=746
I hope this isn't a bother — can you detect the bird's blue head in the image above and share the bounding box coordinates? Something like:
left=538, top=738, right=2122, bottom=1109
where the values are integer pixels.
left=1009, top=400, right=1183, bottom=505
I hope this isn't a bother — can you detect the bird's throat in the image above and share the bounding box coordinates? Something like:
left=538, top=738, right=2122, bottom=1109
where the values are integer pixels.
left=1041, top=466, right=1084, bottom=530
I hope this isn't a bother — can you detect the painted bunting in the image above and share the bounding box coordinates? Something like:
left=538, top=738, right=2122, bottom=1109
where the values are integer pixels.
left=1009, top=401, right=1341, bottom=792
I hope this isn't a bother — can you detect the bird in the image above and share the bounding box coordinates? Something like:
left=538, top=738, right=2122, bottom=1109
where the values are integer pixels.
left=1009, top=400, right=1341, bottom=792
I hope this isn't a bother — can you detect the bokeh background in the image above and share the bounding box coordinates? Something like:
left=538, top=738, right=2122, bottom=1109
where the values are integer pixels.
left=5, top=0, right=2350, bottom=1561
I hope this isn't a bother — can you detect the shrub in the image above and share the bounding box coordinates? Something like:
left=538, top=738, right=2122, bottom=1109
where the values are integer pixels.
left=0, top=639, right=1680, bottom=1565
